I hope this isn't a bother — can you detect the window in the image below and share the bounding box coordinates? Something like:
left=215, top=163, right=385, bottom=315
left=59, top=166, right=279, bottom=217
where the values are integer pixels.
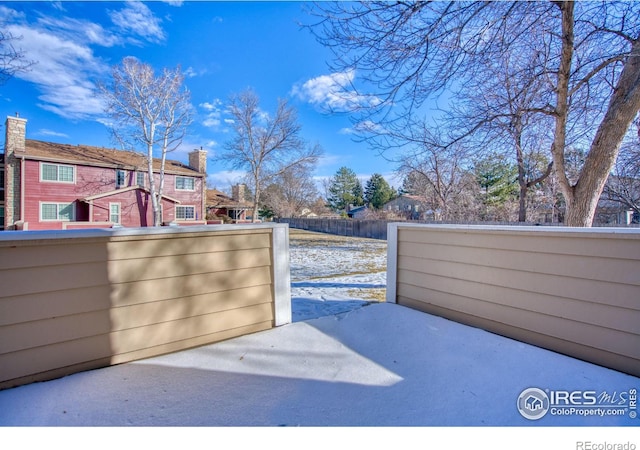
left=116, top=170, right=126, bottom=188
left=0, top=206, right=4, bottom=230
left=175, top=176, right=195, bottom=191
left=41, top=163, right=75, bottom=183
left=175, top=205, right=195, bottom=220
left=109, top=203, right=121, bottom=224
left=41, top=202, right=75, bottom=221
left=136, top=172, right=145, bottom=187
left=0, top=169, right=4, bottom=190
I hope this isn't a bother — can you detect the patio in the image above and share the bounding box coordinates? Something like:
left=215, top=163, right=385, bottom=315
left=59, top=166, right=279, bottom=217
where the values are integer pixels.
left=1, top=302, right=637, bottom=427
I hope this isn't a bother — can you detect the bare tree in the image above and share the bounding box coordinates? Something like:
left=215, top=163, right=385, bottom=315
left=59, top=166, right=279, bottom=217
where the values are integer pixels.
left=99, top=57, right=192, bottom=226
left=443, top=47, right=555, bottom=222
left=220, top=89, right=322, bottom=222
left=397, top=127, right=476, bottom=221
left=308, top=1, right=640, bottom=226
left=0, top=29, right=34, bottom=85
left=260, top=162, right=320, bottom=218
left=601, top=120, right=640, bottom=218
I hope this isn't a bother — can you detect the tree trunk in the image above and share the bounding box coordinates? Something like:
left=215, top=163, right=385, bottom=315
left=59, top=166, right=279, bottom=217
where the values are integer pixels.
left=147, top=144, right=161, bottom=227
left=565, top=37, right=640, bottom=226
left=551, top=3, right=640, bottom=226
left=550, top=1, right=576, bottom=223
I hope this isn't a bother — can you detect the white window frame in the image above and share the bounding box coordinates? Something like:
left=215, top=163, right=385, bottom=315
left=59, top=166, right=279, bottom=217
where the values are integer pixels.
left=40, top=163, right=75, bottom=183
left=175, top=205, right=196, bottom=221
left=136, top=171, right=145, bottom=187
left=175, top=176, right=195, bottom=191
left=40, top=202, right=75, bottom=221
left=109, top=202, right=121, bottom=224
left=116, top=169, right=126, bottom=188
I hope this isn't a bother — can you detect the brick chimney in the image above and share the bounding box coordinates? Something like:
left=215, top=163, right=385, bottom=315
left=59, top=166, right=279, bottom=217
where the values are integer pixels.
left=188, top=148, right=207, bottom=174
left=4, top=115, right=27, bottom=229
left=232, top=184, right=246, bottom=203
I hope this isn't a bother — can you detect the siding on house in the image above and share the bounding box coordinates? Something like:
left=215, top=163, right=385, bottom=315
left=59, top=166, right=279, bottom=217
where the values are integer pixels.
left=387, top=224, right=640, bottom=377
left=0, top=224, right=291, bottom=390
left=3, top=116, right=206, bottom=230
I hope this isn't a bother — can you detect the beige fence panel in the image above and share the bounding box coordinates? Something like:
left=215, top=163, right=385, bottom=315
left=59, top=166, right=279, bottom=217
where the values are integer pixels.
left=386, top=224, right=640, bottom=377
left=0, top=224, right=291, bottom=390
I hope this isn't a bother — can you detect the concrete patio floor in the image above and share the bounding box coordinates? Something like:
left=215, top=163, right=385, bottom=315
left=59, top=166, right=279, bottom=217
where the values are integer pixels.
left=0, top=302, right=638, bottom=428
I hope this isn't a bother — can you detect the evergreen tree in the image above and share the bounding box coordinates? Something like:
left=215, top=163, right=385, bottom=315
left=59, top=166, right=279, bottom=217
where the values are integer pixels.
left=474, top=156, right=518, bottom=206
left=364, top=173, right=396, bottom=209
left=326, top=167, right=364, bottom=212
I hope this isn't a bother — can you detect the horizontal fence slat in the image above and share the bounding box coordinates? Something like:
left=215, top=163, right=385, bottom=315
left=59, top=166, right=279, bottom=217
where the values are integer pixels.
left=399, top=227, right=640, bottom=260
left=397, top=254, right=640, bottom=311
left=107, top=248, right=272, bottom=283
left=0, top=285, right=274, bottom=353
left=110, top=266, right=273, bottom=306
left=398, top=240, right=640, bottom=286
left=107, top=232, right=271, bottom=260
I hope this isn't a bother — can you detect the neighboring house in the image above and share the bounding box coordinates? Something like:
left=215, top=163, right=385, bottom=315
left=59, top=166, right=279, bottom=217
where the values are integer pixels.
left=383, top=194, right=431, bottom=220
left=346, top=204, right=367, bottom=219
left=595, top=198, right=638, bottom=225
left=595, top=176, right=640, bottom=225
left=2, top=116, right=207, bottom=231
left=206, top=184, right=253, bottom=223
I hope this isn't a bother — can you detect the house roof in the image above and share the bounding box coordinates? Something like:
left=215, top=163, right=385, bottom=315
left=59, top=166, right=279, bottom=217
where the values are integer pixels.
left=206, top=189, right=253, bottom=210
left=14, top=139, right=203, bottom=177
left=393, top=194, right=428, bottom=203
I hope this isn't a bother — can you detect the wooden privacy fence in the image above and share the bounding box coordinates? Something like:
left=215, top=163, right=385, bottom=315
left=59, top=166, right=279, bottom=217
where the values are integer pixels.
left=279, top=218, right=391, bottom=240
left=0, top=224, right=291, bottom=390
left=386, top=223, right=640, bottom=377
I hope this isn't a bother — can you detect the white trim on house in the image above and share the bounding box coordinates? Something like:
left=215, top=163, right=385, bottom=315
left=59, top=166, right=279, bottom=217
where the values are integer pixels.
left=40, top=201, right=75, bottom=222
left=40, top=162, right=76, bottom=184
left=82, top=186, right=181, bottom=204
left=175, top=205, right=196, bottom=220
left=109, top=202, right=121, bottom=224
left=175, top=175, right=196, bottom=191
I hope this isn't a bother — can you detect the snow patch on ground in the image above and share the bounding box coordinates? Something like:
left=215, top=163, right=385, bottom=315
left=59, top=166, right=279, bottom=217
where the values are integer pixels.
left=288, top=230, right=387, bottom=321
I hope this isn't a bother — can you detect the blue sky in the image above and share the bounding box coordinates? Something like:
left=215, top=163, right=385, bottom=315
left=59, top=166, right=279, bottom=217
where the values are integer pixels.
left=0, top=1, right=401, bottom=193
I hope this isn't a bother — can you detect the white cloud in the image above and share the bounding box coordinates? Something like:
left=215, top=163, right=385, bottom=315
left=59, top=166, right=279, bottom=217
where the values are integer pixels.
left=200, top=99, right=231, bottom=131
left=203, top=118, right=221, bottom=128
left=292, top=70, right=381, bottom=113
left=1, top=3, right=168, bottom=120
left=7, top=22, right=108, bottom=119
left=183, top=66, right=198, bottom=78
left=340, top=120, right=385, bottom=136
left=0, top=5, right=25, bottom=21
left=35, top=16, right=122, bottom=47
left=199, top=101, right=220, bottom=112
left=207, top=170, right=248, bottom=190
left=109, top=1, right=165, bottom=44
left=37, top=129, right=69, bottom=138
left=317, top=153, right=347, bottom=168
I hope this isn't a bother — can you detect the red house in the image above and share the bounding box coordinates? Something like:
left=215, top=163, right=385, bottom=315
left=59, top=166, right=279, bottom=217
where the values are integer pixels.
left=2, top=116, right=207, bottom=231
left=206, top=184, right=254, bottom=223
